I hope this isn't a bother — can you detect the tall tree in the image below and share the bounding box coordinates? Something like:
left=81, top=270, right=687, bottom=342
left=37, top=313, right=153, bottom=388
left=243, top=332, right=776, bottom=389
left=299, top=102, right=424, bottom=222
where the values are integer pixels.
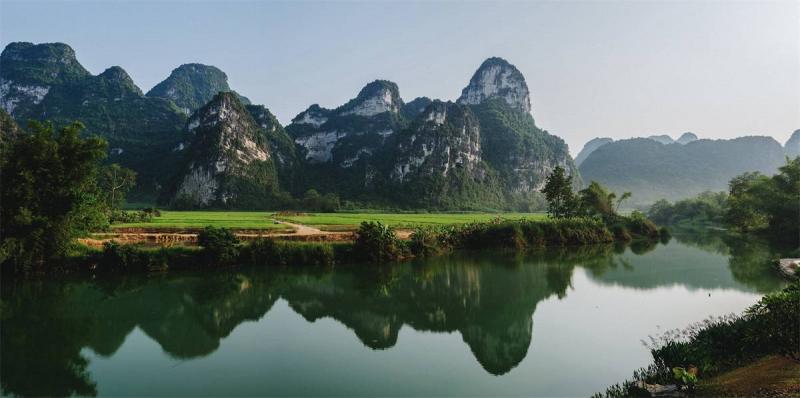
left=541, top=166, right=579, bottom=218
left=579, top=181, right=616, bottom=219
left=0, top=121, right=107, bottom=270
left=98, top=163, right=137, bottom=211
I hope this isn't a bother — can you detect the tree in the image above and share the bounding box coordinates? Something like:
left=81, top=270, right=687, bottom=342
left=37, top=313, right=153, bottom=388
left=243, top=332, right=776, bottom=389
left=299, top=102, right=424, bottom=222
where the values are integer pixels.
left=615, top=192, right=632, bottom=212
left=541, top=166, right=579, bottom=218
left=579, top=181, right=616, bottom=219
left=98, top=163, right=137, bottom=211
left=0, top=121, right=107, bottom=270
left=726, top=172, right=769, bottom=232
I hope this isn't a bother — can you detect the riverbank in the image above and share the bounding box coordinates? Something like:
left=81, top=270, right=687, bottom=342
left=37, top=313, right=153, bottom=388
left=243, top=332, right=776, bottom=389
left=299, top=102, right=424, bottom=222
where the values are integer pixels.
left=592, top=281, right=800, bottom=398
left=11, top=216, right=664, bottom=276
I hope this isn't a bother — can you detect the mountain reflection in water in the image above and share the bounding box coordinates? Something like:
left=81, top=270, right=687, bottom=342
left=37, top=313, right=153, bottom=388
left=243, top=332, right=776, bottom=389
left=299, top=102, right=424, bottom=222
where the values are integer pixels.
left=0, top=234, right=790, bottom=397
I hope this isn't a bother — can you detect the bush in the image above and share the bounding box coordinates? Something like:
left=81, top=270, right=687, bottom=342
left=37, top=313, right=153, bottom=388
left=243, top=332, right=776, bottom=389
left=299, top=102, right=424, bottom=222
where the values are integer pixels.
left=98, top=241, right=168, bottom=272
left=243, top=238, right=335, bottom=267
left=409, top=226, right=449, bottom=256
left=353, top=221, right=402, bottom=263
left=109, top=210, right=153, bottom=224
left=197, top=226, right=240, bottom=265
left=625, top=211, right=659, bottom=239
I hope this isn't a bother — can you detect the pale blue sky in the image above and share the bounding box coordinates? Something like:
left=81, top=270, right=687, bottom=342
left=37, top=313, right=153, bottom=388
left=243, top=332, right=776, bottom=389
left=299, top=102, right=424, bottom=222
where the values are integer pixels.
left=1, top=0, right=798, bottom=154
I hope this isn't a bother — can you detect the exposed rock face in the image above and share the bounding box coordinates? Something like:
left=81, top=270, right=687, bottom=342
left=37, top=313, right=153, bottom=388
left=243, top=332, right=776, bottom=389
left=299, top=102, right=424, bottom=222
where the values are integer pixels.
left=0, top=42, right=87, bottom=117
left=575, top=137, right=613, bottom=167
left=785, top=129, right=800, bottom=157
left=676, top=132, right=698, bottom=145
left=391, top=101, right=483, bottom=183
left=246, top=104, right=298, bottom=188
left=286, top=80, right=404, bottom=167
left=0, top=42, right=187, bottom=198
left=457, top=57, right=531, bottom=113
left=147, top=63, right=250, bottom=114
left=168, top=92, right=279, bottom=207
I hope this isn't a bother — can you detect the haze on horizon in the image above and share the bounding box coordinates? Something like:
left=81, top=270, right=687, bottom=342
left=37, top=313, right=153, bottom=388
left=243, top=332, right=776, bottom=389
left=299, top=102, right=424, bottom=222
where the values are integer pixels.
left=1, top=0, right=797, bottom=154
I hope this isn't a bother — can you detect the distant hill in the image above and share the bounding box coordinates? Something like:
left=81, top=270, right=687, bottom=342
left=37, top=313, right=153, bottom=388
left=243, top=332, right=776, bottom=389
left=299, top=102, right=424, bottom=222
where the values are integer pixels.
left=575, top=137, right=612, bottom=166
left=578, top=135, right=787, bottom=205
left=786, top=129, right=800, bottom=157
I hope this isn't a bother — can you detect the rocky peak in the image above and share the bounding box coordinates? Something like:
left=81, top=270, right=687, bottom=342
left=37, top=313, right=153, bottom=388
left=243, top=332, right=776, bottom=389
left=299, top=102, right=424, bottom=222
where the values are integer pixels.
left=676, top=132, right=698, bottom=145
left=575, top=137, right=613, bottom=166
left=339, top=80, right=403, bottom=117
left=291, top=104, right=331, bottom=127
left=785, top=129, right=800, bottom=157
left=0, top=42, right=89, bottom=85
left=147, top=63, right=249, bottom=114
left=98, top=66, right=143, bottom=95
left=172, top=92, right=275, bottom=207
left=457, top=57, right=531, bottom=113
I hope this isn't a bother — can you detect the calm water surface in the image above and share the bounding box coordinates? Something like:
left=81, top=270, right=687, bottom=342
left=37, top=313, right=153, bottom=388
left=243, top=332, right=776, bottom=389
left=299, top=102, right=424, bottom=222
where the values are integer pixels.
left=1, top=234, right=789, bottom=397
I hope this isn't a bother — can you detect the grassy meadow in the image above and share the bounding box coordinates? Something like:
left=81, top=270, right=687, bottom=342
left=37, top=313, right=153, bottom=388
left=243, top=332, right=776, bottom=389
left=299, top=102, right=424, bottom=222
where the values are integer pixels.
left=112, top=211, right=548, bottom=231
left=275, top=212, right=547, bottom=231
left=112, top=211, right=289, bottom=230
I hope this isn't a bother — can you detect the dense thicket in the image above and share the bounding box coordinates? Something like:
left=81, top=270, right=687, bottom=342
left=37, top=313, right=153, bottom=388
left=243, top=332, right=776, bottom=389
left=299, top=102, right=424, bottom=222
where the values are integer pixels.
left=0, top=122, right=107, bottom=270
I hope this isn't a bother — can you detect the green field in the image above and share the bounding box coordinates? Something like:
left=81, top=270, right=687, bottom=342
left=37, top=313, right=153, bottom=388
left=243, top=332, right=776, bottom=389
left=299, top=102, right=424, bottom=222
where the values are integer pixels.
left=276, top=212, right=547, bottom=231
left=112, top=211, right=548, bottom=231
left=112, top=211, right=289, bottom=230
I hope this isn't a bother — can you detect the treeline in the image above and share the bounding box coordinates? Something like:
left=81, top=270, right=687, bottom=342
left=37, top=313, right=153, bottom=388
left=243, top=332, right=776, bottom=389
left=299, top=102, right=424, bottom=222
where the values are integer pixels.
left=69, top=214, right=662, bottom=275
left=647, top=157, right=800, bottom=242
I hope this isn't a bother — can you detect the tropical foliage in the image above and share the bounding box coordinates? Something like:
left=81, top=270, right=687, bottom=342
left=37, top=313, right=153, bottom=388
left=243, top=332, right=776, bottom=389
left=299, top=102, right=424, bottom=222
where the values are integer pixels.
left=0, top=121, right=107, bottom=270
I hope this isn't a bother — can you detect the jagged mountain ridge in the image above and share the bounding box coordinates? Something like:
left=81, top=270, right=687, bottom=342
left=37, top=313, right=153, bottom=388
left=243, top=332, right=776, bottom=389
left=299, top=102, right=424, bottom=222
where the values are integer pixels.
left=0, top=42, right=189, bottom=198
left=284, top=57, right=576, bottom=209
left=1, top=42, right=577, bottom=209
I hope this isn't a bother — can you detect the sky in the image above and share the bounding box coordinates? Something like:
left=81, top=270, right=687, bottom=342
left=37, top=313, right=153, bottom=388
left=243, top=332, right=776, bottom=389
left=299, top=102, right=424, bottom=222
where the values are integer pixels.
left=1, top=0, right=798, bottom=154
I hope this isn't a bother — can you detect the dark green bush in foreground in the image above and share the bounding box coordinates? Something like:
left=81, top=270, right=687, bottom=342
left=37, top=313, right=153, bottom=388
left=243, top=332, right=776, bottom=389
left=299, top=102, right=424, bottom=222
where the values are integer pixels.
left=353, top=221, right=403, bottom=262
left=197, top=226, right=240, bottom=264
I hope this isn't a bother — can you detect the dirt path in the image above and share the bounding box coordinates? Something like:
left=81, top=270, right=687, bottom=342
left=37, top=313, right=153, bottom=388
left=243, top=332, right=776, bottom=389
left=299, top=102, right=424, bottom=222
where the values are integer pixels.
left=271, top=219, right=330, bottom=236
left=82, top=219, right=353, bottom=247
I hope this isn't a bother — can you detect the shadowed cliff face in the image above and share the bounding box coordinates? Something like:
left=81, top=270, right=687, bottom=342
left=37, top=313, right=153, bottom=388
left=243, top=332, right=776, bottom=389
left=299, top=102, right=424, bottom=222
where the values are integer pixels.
left=1, top=237, right=789, bottom=396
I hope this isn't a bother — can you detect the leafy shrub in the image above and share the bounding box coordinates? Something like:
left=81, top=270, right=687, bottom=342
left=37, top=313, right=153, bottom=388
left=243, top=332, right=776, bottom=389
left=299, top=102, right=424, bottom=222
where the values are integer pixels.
left=610, top=224, right=632, bottom=241
left=197, top=226, right=240, bottom=265
left=109, top=210, right=153, bottom=224
left=242, top=238, right=335, bottom=267
left=409, top=227, right=449, bottom=257
left=353, top=221, right=402, bottom=263
left=625, top=211, right=659, bottom=239
left=98, top=241, right=168, bottom=272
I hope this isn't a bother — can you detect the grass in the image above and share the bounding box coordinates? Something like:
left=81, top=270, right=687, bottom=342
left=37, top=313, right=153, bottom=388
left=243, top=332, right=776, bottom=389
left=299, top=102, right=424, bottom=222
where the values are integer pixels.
left=276, top=212, right=547, bottom=230
left=112, top=211, right=288, bottom=230
left=697, top=355, right=800, bottom=397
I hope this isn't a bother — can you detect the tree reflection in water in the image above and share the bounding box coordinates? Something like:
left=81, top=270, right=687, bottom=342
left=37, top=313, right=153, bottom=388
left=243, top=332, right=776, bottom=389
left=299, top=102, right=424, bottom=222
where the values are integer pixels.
left=0, top=234, right=789, bottom=396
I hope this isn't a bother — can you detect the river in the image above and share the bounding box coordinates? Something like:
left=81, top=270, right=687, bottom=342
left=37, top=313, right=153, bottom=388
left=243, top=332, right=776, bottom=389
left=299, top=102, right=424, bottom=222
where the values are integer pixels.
left=0, top=232, right=790, bottom=396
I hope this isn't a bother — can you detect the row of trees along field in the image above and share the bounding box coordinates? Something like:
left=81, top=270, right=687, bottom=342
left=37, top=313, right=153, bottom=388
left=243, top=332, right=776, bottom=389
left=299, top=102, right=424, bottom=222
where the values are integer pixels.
left=646, top=157, right=800, bottom=242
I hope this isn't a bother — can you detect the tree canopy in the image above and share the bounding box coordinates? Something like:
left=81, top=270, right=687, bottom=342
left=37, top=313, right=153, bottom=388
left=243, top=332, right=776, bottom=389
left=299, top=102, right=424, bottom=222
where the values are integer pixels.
left=1, top=121, right=108, bottom=270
